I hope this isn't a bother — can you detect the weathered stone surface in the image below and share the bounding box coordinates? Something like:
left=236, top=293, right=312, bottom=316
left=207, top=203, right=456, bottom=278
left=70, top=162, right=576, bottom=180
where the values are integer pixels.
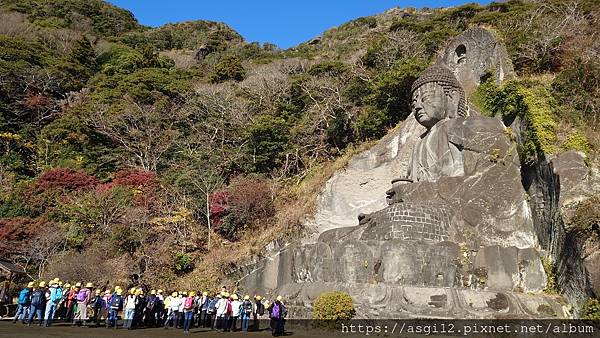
left=551, top=150, right=588, bottom=205
left=304, top=117, right=425, bottom=240
left=441, top=26, right=515, bottom=96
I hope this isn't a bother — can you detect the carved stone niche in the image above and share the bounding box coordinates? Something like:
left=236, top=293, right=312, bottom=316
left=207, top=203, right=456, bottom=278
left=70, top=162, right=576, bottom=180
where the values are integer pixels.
left=441, top=27, right=515, bottom=96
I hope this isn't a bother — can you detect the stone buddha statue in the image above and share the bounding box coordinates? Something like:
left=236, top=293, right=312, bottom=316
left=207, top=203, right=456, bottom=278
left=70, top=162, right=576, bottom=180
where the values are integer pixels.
left=365, top=63, right=536, bottom=249
left=407, top=64, right=467, bottom=183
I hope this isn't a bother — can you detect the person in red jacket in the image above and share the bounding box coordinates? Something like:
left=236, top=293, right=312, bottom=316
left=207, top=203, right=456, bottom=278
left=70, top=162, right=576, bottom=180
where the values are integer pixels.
left=65, top=283, right=79, bottom=323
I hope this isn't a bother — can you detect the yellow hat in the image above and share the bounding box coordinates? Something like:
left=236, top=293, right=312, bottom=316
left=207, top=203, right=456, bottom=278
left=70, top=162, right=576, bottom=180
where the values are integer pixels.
left=75, top=282, right=81, bottom=288
left=95, top=289, right=101, bottom=295
left=58, top=281, right=63, bottom=286
left=135, top=289, right=142, bottom=295
left=86, top=282, right=93, bottom=288
left=129, top=288, right=136, bottom=295
left=189, top=291, right=196, bottom=297
left=203, top=291, right=208, bottom=296
left=27, top=282, right=35, bottom=288
left=217, top=293, right=222, bottom=298
left=115, top=286, right=122, bottom=291
left=244, top=295, right=250, bottom=300
left=150, top=290, right=156, bottom=295
left=182, top=291, right=187, bottom=295
left=172, top=291, right=178, bottom=297
left=116, top=289, right=123, bottom=296
left=256, top=295, right=262, bottom=301
left=276, top=295, right=283, bottom=301
left=39, top=281, right=46, bottom=287
left=105, top=290, right=111, bottom=295
left=232, top=294, right=238, bottom=300
left=157, top=289, right=163, bottom=294
left=64, top=283, right=71, bottom=288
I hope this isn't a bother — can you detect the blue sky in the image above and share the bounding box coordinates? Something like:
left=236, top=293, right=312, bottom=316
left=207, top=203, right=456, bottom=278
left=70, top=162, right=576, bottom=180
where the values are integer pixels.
left=108, top=0, right=492, bottom=49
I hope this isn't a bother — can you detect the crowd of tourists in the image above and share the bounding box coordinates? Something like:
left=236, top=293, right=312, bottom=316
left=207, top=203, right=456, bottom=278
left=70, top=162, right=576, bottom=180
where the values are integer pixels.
left=11, top=278, right=288, bottom=336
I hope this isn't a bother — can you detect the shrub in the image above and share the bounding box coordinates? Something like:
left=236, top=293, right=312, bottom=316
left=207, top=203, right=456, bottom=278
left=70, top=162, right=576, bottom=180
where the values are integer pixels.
left=174, top=252, right=194, bottom=274
left=474, top=77, right=558, bottom=160
left=209, top=55, right=246, bottom=83
left=581, top=298, right=600, bottom=320
left=562, top=132, right=591, bottom=155
left=552, top=59, right=600, bottom=128
left=218, top=176, right=274, bottom=241
left=313, top=291, right=356, bottom=321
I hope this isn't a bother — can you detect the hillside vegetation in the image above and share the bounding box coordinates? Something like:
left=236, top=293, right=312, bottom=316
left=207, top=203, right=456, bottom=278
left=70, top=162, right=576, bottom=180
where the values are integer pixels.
left=0, top=0, right=599, bottom=291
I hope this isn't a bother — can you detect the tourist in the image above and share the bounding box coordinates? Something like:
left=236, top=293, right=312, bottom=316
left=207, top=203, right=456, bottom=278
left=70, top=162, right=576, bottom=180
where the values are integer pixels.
left=268, top=295, right=287, bottom=337
left=164, top=291, right=180, bottom=329
left=155, top=289, right=164, bottom=326
left=27, top=281, right=45, bottom=326
left=44, top=278, right=62, bottom=326
left=90, top=289, right=104, bottom=327
left=240, top=294, right=253, bottom=332
left=198, top=291, right=210, bottom=327
left=123, top=288, right=137, bottom=329
left=13, top=282, right=33, bottom=324
left=145, top=289, right=157, bottom=327
left=64, top=283, right=79, bottom=323
left=207, top=293, right=219, bottom=329
left=215, top=292, right=226, bottom=330
left=253, top=295, right=265, bottom=331
left=108, top=288, right=123, bottom=328
left=73, top=282, right=92, bottom=326
left=230, top=293, right=242, bottom=331
left=182, top=291, right=195, bottom=333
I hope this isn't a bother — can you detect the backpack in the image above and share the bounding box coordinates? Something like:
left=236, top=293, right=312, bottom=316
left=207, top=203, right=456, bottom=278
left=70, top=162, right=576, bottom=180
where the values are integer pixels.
left=271, top=303, right=280, bottom=319
left=257, top=302, right=265, bottom=316
left=76, top=289, right=88, bottom=302
left=207, top=299, right=217, bottom=314
left=110, top=294, right=122, bottom=309
left=31, top=290, right=44, bottom=306
left=243, top=300, right=253, bottom=315
left=18, top=289, right=30, bottom=305
left=50, top=287, right=62, bottom=303
left=146, top=296, right=156, bottom=311
left=184, top=296, right=194, bottom=310
left=226, top=300, right=232, bottom=315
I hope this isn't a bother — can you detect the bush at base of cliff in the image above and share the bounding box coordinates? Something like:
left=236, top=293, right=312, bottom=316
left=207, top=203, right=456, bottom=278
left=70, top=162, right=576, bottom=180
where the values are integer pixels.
left=581, top=298, right=600, bottom=320
left=313, top=291, right=356, bottom=322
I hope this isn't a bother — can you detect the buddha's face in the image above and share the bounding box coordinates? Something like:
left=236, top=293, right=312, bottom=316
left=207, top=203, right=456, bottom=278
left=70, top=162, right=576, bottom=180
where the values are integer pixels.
left=412, top=82, right=459, bottom=129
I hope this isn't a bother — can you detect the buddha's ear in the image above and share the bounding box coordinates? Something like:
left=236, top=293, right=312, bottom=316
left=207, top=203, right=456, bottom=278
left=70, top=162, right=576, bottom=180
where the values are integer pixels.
left=448, top=88, right=460, bottom=106
left=446, top=88, right=461, bottom=118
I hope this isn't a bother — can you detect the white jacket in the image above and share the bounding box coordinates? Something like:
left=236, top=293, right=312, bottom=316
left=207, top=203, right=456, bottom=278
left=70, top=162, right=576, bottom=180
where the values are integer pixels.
left=170, top=297, right=181, bottom=311
left=215, top=298, right=227, bottom=316
left=124, top=295, right=137, bottom=310
left=231, top=300, right=242, bottom=317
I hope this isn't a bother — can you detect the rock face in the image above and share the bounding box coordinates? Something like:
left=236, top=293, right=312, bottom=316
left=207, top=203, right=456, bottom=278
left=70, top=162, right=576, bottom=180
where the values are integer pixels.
left=237, top=27, right=586, bottom=319
left=524, top=150, right=598, bottom=314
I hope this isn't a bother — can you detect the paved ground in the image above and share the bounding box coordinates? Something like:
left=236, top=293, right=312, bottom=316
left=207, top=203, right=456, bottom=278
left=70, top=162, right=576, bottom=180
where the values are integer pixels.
left=0, top=320, right=348, bottom=338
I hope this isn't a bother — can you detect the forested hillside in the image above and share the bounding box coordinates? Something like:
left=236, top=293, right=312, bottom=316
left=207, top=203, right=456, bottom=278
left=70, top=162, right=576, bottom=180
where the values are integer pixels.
left=1, top=0, right=599, bottom=292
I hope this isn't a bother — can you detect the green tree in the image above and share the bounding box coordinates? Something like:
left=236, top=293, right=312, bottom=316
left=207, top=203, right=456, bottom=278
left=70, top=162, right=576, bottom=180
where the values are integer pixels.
left=244, top=115, right=289, bottom=173
left=209, top=55, right=246, bottom=83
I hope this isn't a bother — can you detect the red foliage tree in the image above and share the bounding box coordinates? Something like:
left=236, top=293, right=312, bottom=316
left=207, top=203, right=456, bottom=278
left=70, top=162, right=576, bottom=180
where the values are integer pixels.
left=0, top=217, right=44, bottom=257
left=36, top=168, right=98, bottom=192
left=209, top=190, right=229, bottom=227
left=112, top=169, right=158, bottom=188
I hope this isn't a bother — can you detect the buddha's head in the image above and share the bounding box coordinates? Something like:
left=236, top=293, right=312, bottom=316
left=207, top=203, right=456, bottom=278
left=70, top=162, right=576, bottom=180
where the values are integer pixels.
left=410, top=64, right=467, bottom=129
